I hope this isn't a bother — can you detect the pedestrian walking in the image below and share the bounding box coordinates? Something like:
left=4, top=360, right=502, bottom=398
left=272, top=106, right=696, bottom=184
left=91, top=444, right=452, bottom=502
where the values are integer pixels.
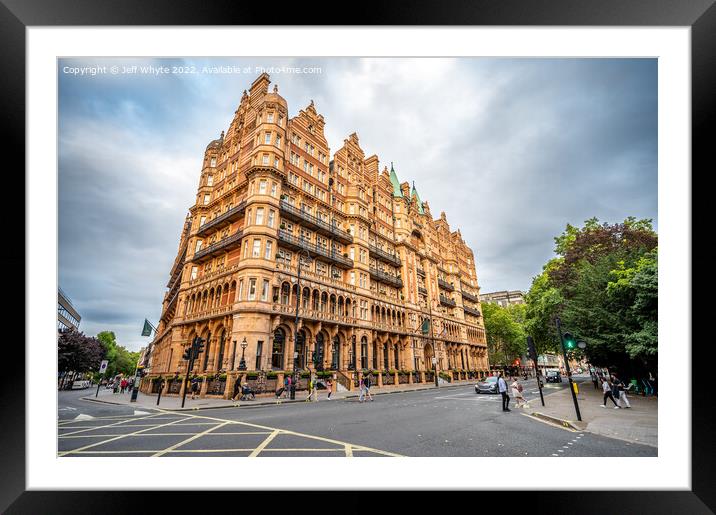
left=363, top=373, right=373, bottom=401
left=612, top=374, right=631, bottom=408
left=326, top=378, right=332, bottom=400
left=120, top=378, right=127, bottom=394
left=510, top=377, right=528, bottom=408
left=358, top=375, right=366, bottom=402
left=497, top=373, right=510, bottom=412
left=283, top=376, right=290, bottom=399
left=601, top=376, right=619, bottom=408
left=190, top=376, right=199, bottom=400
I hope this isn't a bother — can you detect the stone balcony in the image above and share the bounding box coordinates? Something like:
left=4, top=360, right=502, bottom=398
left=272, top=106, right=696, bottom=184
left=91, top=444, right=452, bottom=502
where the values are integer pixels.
left=369, top=267, right=404, bottom=289
left=438, top=278, right=454, bottom=291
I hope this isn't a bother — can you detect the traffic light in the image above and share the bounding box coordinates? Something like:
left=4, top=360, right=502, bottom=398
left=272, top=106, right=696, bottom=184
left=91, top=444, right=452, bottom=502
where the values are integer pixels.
left=563, top=332, right=576, bottom=350
left=182, top=346, right=193, bottom=361
left=192, top=337, right=205, bottom=360
left=527, top=336, right=538, bottom=363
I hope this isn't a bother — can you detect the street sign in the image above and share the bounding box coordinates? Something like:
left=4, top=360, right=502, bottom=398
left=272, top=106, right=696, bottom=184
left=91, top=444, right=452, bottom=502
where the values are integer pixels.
left=99, top=360, right=108, bottom=374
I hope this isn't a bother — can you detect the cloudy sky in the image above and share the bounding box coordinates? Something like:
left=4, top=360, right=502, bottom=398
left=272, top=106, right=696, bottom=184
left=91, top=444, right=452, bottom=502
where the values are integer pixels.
left=58, top=57, right=657, bottom=351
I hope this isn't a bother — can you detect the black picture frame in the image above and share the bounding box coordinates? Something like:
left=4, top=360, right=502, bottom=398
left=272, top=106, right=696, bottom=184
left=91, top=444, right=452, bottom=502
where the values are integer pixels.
left=3, top=0, right=710, bottom=512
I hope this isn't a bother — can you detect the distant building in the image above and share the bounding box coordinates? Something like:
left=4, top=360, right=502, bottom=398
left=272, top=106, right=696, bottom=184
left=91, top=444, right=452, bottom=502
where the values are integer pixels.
left=480, top=290, right=525, bottom=308
left=58, top=287, right=81, bottom=331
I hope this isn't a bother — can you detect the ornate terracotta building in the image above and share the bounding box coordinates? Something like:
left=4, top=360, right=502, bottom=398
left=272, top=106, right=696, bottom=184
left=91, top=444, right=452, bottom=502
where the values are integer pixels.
left=143, top=73, right=488, bottom=398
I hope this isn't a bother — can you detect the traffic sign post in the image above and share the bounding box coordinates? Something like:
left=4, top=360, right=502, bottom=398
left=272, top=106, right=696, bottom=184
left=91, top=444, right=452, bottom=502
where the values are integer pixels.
left=95, top=359, right=109, bottom=398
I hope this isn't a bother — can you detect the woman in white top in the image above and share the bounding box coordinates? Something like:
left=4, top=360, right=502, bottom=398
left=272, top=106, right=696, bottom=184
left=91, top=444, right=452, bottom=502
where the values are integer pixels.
left=510, top=378, right=527, bottom=408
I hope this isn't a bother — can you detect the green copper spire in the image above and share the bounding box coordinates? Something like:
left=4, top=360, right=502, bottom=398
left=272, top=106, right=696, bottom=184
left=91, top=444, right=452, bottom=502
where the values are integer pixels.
left=389, top=162, right=403, bottom=198
left=411, top=181, right=424, bottom=214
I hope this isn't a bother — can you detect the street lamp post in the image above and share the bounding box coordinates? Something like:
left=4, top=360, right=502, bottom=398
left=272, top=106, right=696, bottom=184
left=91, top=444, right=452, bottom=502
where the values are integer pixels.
left=238, top=337, right=248, bottom=371
left=292, top=249, right=312, bottom=399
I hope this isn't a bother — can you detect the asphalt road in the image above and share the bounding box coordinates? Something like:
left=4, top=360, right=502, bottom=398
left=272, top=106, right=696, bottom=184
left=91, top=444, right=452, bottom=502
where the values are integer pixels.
left=58, top=377, right=656, bottom=457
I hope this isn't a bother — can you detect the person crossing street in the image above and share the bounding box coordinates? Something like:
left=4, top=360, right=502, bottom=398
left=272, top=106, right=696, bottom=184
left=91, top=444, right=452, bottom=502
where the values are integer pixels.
left=497, top=373, right=510, bottom=412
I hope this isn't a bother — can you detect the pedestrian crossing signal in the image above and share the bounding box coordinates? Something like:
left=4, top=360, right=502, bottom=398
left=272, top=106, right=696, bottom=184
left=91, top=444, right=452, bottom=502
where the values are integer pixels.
left=563, top=333, right=576, bottom=350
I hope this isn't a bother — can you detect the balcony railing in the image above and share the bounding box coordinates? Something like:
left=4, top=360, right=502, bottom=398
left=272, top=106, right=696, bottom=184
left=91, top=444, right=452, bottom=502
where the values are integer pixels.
left=279, top=200, right=352, bottom=244
left=369, top=267, right=403, bottom=289
left=418, top=286, right=428, bottom=295
left=438, top=278, right=454, bottom=291
left=368, top=244, right=401, bottom=267
left=439, top=295, right=456, bottom=307
left=416, top=267, right=425, bottom=276
left=277, top=230, right=354, bottom=269
left=195, top=200, right=247, bottom=237
left=463, top=305, right=482, bottom=318
left=192, top=230, right=243, bottom=262
left=461, top=290, right=479, bottom=303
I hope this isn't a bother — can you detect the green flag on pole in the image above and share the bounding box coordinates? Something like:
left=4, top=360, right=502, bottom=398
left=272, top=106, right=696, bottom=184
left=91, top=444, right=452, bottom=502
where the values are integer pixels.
left=421, top=318, right=430, bottom=335
left=141, top=319, right=153, bottom=337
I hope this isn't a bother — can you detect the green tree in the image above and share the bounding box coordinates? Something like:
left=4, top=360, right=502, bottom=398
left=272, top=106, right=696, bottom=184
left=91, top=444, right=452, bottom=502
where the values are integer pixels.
left=96, top=330, right=141, bottom=378
left=482, top=302, right=526, bottom=367
left=58, top=328, right=103, bottom=374
left=523, top=218, right=658, bottom=377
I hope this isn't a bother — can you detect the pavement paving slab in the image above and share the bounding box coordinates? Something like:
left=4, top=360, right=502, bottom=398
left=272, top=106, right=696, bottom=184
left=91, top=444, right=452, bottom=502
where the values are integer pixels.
left=528, top=380, right=658, bottom=447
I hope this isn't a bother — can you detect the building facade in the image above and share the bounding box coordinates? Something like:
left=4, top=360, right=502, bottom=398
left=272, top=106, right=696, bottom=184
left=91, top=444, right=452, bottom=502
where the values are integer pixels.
left=58, top=287, right=81, bottom=331
left=144, top=74, right=488, bottom=398
left=480, top=290, right=525, bottom=307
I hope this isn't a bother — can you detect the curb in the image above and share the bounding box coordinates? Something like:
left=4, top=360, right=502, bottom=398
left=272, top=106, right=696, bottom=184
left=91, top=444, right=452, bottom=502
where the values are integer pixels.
left=529, top=411, right=584, bottom=431
left=81, top=382, right=474, bottom=412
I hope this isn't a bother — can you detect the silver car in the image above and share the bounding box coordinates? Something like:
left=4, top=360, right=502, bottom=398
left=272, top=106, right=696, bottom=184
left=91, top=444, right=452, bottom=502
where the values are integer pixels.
left=475, top=376, right=499, bottom=394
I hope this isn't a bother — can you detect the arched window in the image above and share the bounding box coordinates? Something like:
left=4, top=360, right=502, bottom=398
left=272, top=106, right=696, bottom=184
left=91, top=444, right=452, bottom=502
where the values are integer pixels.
left=302, top=287, right=310, bottom=309
left=272, top=328, right=285, bottom=369
left=394, top=343, right=400, bottom=370
left=217, top=330, right=226, bottom=370
left=296, top=330, right=306, bottom=369
left=203, top=331, right=212, bottom=371
left=316, top=333, right=325, bottom=369
left=383, top=343, right=389, bottom=370
left=372, top=342, right=378, bottom=369
left=332, top=335, right=340, bottom=370
left=360, top=336, right=368, bottom=370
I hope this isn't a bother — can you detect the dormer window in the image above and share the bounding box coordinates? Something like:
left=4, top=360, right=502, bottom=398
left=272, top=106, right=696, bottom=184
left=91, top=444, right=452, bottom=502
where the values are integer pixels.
left=210, top=157, right=216, bottom=167
left=267, top=112, right=274, bottom=123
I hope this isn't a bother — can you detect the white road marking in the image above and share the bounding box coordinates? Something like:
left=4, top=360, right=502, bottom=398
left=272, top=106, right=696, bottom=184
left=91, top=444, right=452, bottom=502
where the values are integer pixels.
left=74, top=414, right=95, bottom=421
left=248, top=430, right=280, bottom=457
left=152, top=421, right=230, bottom=457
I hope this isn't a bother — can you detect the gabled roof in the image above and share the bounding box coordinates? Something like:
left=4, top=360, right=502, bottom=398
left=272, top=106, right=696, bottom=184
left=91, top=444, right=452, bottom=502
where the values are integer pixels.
left=389, top=162, right=403, bottom=198
left=411, top=181, right=425, bottom=214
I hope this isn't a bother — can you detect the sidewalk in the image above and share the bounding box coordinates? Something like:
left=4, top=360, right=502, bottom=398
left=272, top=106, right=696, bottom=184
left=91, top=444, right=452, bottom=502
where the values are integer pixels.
left=528, top=381, right=658, bottom=447
left=82, top=379, right=471, bottom=411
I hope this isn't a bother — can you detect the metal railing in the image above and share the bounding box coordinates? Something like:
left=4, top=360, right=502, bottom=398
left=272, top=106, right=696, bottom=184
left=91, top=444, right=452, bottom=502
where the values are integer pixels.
left=277, top=230, right=354, bottom=268
left=463, top=305, right=482, bottom=317
left=368, top=244, right=401, bottom=266
left=195, top=200, right=246, bottom=236
left=279, top=200, right=353, bottom=244
left=439, top=295, right=456, bottom=307
left=438, top=278, right=454, bottom=291
left=418, top=286, right=428, bottom=295
left=193, top=230, right=243, bottom=262
left=461, top=290, right=479, bottom=303
left=369, top=267, right=403, bottom=288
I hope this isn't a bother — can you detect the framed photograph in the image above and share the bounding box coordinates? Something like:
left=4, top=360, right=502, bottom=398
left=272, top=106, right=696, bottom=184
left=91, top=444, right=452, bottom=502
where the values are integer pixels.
left=4, top=0, right=710, bottom=512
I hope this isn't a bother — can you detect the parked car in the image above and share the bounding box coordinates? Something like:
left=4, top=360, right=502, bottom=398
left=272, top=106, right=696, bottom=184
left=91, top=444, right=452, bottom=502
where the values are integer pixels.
left=545, top=370, right=563, bottom=383
left=475, top=376, right=499, bottom=394
left=71, top=379, right=91, bottom=389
